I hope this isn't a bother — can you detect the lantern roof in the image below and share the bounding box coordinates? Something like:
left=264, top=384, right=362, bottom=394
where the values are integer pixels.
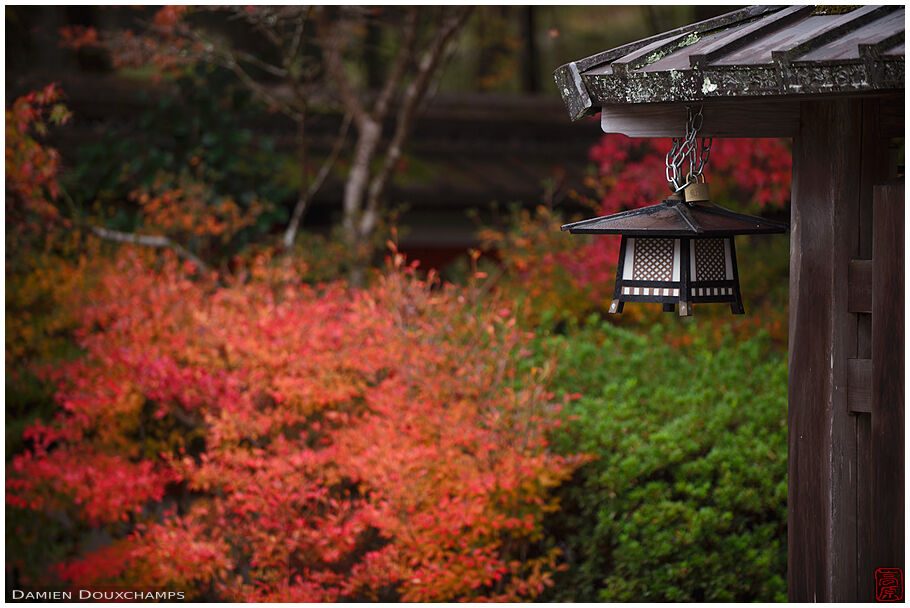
left=560, top=199, right=789, bottom=237
left=555, top=5, right=905, bottom=121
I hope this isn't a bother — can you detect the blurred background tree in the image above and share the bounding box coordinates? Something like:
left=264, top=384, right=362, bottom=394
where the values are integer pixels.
left=53, top=6, right=474, bottom=284
left=6, top=5, right=739, bottom=276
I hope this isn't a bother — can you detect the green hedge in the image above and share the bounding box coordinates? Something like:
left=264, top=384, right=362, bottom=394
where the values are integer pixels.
left=537, top=318, right=787, bottom=602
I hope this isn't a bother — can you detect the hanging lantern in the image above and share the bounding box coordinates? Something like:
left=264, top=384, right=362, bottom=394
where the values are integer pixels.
left=561, top=183, right=787, bottom=316
left=560, top=106, right=788, bottom=317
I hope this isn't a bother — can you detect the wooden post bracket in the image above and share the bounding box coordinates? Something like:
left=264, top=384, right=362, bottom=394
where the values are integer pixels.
left=848, top=258, right=873, bottom=414
left=847, top=357, right=873, bottom=414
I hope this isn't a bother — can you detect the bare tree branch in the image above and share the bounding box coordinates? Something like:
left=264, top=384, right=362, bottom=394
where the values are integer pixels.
left=286, top=10, right=308, bottom=68
left=316, top=8, right=384, bottom=255
left=145, top=6, right=472, bottom=286
left=282, top=113, right=352, bottom=249
left=341, top=118, right=381, bottom=249
left=232, top=48, right=289, bottom=79
left=317, top=12, right=369, bottom=127
left=91, top=226, right=211, bottom=273
left=174, top=22, right=302, bottom=121
left=229, top=64, right=302, bottom=122
left=233, top=6, right=287, bottom=48
left=371, top=7, right=419, bottom=120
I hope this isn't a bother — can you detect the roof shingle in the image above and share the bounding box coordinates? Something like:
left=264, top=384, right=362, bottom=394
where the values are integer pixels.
left=555, top=5, right=905, bottom=121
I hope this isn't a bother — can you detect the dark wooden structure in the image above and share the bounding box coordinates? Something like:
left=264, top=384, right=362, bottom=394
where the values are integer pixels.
left=554, top=5, right=904, bottom=602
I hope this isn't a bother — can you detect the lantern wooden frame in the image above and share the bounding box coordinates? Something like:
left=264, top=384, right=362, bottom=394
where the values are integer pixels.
left=610, top=234, right=743, bottom=316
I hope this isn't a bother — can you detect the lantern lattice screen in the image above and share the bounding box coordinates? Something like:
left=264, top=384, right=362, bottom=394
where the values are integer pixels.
left=694, top=238, right=726, bottom=281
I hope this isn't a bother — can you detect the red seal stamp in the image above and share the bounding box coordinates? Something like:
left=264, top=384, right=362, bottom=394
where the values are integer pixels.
left=875, top=568, right=903, bottom=602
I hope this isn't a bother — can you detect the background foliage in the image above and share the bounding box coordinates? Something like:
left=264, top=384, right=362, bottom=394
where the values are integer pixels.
left=64, top=65, right=290, bottom=253
left=535, top=319, right=788, bottom=602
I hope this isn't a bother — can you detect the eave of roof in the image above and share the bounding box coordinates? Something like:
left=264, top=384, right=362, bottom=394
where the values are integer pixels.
left=555, top=5, right=905, bottom=121
left=560, top=199, right=789, bottom=237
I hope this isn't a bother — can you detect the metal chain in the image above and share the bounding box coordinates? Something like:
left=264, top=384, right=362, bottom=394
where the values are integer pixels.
left=665, top=105, right=712, bottom=193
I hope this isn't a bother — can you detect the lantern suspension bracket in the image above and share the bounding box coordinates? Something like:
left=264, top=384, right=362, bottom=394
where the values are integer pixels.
left=665, top=105, right=712, bottom=193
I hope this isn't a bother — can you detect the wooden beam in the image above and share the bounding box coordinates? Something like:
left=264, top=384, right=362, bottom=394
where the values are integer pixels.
left=870, top=183, right=905, bottom=583
left=600, top=99, right=799, bottom=138
left=599, top=93, right=902, bottom=139
left=790, top=98, right=900, bottom=602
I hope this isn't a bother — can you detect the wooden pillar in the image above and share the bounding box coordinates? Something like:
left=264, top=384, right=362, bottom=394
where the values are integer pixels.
left=870, top=184, right=905, bottom=588
left=789, top=98, right=903, bottom=601
left=789, top=98, right=862, bottom=603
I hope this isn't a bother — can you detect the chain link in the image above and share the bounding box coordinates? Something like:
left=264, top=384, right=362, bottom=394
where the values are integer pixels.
left=665, top=105, right=712, bottom=193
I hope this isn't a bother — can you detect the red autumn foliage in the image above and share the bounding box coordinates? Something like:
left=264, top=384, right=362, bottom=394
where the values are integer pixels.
left=59, top=7, right=201, bottom=73
left=6, top=83, right=586, bottom=599
left=7, top=245, right=587, bottom=601
left=58, top=25, right=102, bottom=49
left=5, top=84, right=71, bottom=227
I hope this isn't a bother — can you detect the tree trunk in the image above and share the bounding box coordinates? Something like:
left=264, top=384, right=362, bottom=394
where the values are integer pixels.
left=321, top=6, right=473, bottom=287
left=342, top=118, right=382, bottom=286
left=350, top=6, right=473, bottom=284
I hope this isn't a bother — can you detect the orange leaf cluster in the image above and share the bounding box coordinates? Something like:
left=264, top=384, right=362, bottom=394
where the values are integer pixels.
left=133, top=176, right=264, bottom=245
left=8, top=250, right=586, bottom=601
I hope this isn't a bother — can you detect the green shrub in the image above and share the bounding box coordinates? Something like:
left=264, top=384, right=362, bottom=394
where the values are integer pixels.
left=536, top=319, right=787, bottom=602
